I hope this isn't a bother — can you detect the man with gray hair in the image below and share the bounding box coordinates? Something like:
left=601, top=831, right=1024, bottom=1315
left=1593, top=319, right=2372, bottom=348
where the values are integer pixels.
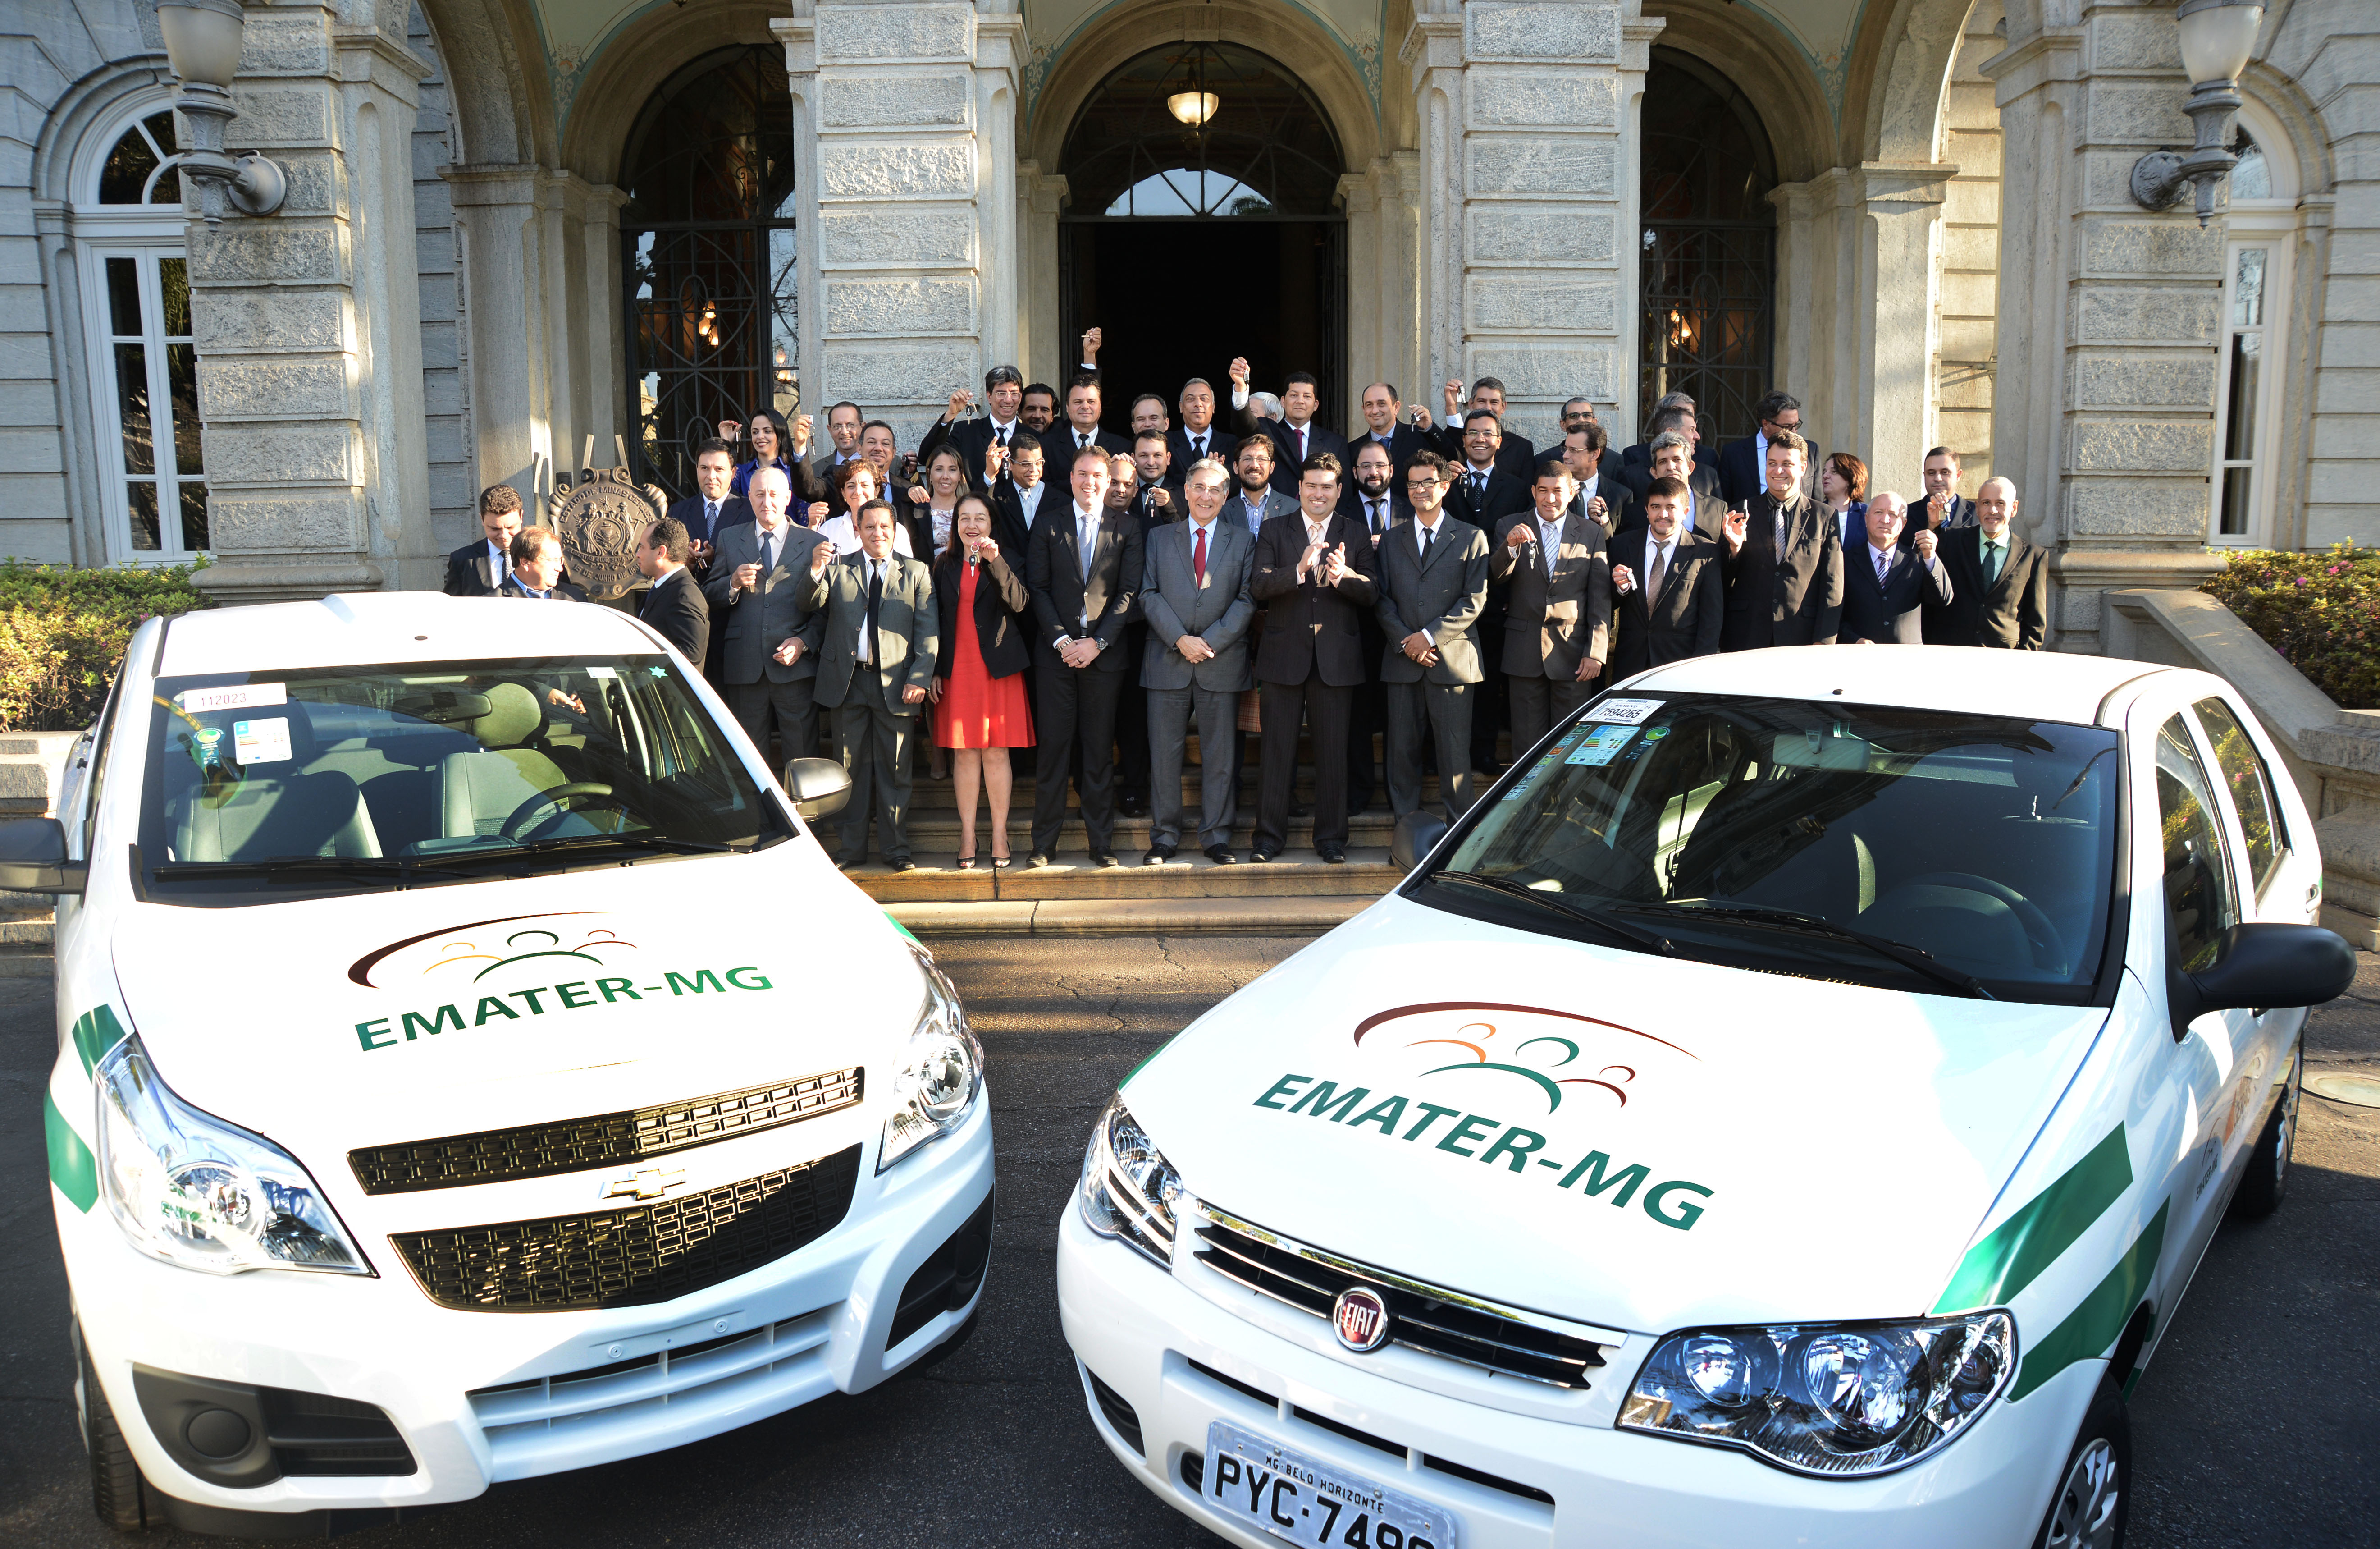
left=1934, top=476, right=2048, bottom=648
left=1837, top=492, right=1953, bottom=644
left=1621, top=392, right=1715, bottom=483
left=1139, top=458, right=1257, bottom=864
left=706, top=463, right=831, bottom=758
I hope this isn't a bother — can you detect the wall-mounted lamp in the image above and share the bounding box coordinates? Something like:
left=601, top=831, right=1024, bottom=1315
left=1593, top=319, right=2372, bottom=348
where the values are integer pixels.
left=2129, top=0, right=2264, bottom=226
left=1167, top=91, right=1219, bottom=128
left=154, top=0, right=286, bottom=225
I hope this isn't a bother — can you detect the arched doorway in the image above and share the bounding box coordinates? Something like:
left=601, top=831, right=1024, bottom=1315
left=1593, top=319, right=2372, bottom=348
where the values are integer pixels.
left=1059, top=42, right=1345, bottom=426
left=619, top=46, right=797, bottom=495
left=1639, top=50, right=1777, bottom=446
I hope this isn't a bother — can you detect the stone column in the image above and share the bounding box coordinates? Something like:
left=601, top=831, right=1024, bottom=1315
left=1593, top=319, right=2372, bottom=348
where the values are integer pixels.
left=442, top=165, right=555, bottom=509
left=777, top=0, right=1020, bottom=455
left=1017, top=164, right=1069, bottom=388
left=1853, top=161, right=1956, bottom=499
left=1403, top=0, right=1658, bottom=452
left=1986, top=6, right=2226, bottom=651
left=1338, top=154, right=1423, bottom=427
left=188, top=0, right=432, bottom=604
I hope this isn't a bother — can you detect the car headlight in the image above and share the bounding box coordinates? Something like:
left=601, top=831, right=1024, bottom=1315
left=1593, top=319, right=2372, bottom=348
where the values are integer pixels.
left=1617, top=1311, right=2015, bottom=1477
left=94, top=1036, right=370, bottom=1277
left=879, top=946, right=985, bottom=1172
left=1077, top=1094, right=1182, bottom=1270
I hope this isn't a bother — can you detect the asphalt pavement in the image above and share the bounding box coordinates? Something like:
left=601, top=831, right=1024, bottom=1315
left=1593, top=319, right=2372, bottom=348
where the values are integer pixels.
left=2, top=935, right=2375, bottom=1548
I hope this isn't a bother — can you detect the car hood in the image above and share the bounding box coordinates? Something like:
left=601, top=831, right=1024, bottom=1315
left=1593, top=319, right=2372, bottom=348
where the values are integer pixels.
left=108, top=848, right=923, bottom=1175
left=1124, top=895, right=2109, bottom=1334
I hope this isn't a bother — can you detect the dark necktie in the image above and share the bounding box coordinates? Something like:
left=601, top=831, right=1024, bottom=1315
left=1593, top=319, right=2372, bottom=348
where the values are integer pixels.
left=1367, top=500, right=1384, bottom=534
left=1984, top=540, right=2004, bottom=587
left=996, top=425, right=1010, bottom=447
left=760, top=531, right=778, bottom=574
left=864, top=562, right=883, bottom=667
left=1418, top=524, right=1432, bottom=559
left=1191, top=435, right=1206, bottom=458
left=1471, top=472, right=1486, bottom=506
left=1192, top=523, right=1208, bottom=585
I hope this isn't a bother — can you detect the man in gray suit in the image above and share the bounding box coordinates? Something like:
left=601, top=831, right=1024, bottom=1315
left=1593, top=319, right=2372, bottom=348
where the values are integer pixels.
left=1375, top=451, right=1490, bottom=820
left=1139, top=458, right=1258, bottom=864
left=1491, top=459, right=1616, bottom=756
left=802, top=500, right=937, bottom=871
left=704, top=466, right=829, bottom=761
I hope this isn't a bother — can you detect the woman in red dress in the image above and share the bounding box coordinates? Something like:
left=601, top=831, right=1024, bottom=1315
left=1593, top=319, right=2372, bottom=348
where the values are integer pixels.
left=930, top=493, right=1035, bottom=867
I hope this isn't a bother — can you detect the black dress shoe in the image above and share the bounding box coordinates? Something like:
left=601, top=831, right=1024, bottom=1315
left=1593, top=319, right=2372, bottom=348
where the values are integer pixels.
left=1027, top=850, right=1052, bottom=868
left=1119, top=795, right=1150, bottom=819
left=836, top=854, right=866, bottom=871
left=1092, top=850, right=1122, bottom=869
left=1289, top=802, right=1313, bottom=819
left=1204, top=844, right=1237, bottom=865
left=890, top=857, right=916, bottom=873
left=1144, top=843, right=1177, bottom=865
left=1248, top=847, right=1279, bottom=864
left=1318, top=843, right=1347, bottom=864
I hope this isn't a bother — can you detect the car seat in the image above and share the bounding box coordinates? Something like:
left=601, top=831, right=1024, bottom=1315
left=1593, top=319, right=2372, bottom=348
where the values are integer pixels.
left=434, top=682, right=571, bottom=839
left=173, top=702, right=384, bottom=862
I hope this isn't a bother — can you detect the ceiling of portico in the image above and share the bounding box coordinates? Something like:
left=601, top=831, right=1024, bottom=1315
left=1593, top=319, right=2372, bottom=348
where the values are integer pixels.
left=1019, top=0, right=1388, bottom=124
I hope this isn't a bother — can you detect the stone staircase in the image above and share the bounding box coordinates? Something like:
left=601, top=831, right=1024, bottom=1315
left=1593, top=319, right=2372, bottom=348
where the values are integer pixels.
left=0, top=732, right=80, bottom=978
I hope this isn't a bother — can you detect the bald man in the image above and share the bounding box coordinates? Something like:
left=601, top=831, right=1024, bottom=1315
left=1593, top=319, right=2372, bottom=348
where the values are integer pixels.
left=1933, top=477, right=2049, bottom=648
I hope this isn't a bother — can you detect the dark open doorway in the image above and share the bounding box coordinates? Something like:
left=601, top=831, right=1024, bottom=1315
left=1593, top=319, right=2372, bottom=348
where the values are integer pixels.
left=1058, top=41, right=1346, bottom=436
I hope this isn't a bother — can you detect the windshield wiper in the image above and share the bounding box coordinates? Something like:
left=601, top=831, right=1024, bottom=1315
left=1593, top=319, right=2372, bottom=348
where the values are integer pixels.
left=457, top=832, right=740, bottom=864
left=1617, top=901, right=1993, bottom=999
left=151, top=856, right=471, bottom=884
left=1431, top=870, right=1674, bottom=955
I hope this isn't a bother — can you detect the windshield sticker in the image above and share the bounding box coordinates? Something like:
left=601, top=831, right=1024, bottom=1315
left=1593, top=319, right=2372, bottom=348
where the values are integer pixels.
left=1565, top=725, right=1638, bottom=766
left=587, top=666, right=618, bottom=679
left=233, top=717, right=293, bottom=765
left=176, top=682, right=285, bottom=714
left=1585, top=697, right=1662, bottom=725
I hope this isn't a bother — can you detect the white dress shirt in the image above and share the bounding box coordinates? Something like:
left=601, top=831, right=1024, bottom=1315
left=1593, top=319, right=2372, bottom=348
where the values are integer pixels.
left=1412, top=511, right=1445, bottom=559
left=854, top=554, right=885, bottom=665
left=1016, top=481, right=1046, bottom=529
left=484, top=538, right=510, bottom=584
left=818, top=514, right=914, bottom=559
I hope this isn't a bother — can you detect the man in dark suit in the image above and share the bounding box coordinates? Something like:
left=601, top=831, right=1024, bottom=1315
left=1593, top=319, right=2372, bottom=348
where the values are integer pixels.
left=983, top=433, right=1050, bottom=559
left=1557, top=398, right=1629, bottom=487
left=803, top=500, right=936, bottom=869
left=498, top=527, right=587, bottom=601
left=1562, top=426, right=1634, bottom=536
left=1335, top=441, right=1407, bottom=812
left=1492, top=460, right=1615, bottom=756
left=1436, top=377, right=1536, bottom=480
left=1128, top=431, right=1185, bottom=522
left=1609, top=476, right=1724, bottom=678
left=1904, top=445, right=1979, bottom=550
left=1054, top=374, right=1130, bottom=462
left=1444, top=411, right=1533, bottom=772
left=1840, top=494, right=1954, bottom=644
left=1108, top=452, right=1165, bottom=819
left=1227, top=358, right=1351, bottom=498
left=445, top=483, right=525, bottom=596
left=635, top=517, right=710, bottom=664
left=704, top=465, right=830, bottom=760
left=1140, top=461, right=1257, bottom=863
left=1168, top=376, right=1239, bottom=472
left=1223, top=436, right=1298, bottom=540
left=1376, top=452, right=1490, bottom=820
left=1934, top=477, right=2048, bottom=649
left=667, top=439, right=749, bottom=564
left=1620, top=395, right=1719, bottom=483
left=803, top=401, right=866, bottom=495
left=1250, top=453, right=1379, bottom=863
left=914, top=366, right=1028, bottom=489
left=1718, top=429, right=1841, bottom=651
left=1623, top=429, right=1724, bottom=522
left=1618, top=409, right=1722, bottom=503
left=1719, top=390, right=1821, bottom=505
left=1349, top=381, right=1434, bottom=481
left=1024, top=446, right=1144, bottom=867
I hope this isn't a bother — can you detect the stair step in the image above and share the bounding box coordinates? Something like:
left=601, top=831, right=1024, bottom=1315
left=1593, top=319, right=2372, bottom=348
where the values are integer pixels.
left=841, top=847, right=1402, bottom=905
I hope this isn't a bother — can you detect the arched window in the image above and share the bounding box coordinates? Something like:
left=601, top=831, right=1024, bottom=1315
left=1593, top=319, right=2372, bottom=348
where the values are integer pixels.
left=1060, top=43, right=1343, bottom=220
left=2210, top=103, right=2303, bottom=548
left=73, top=96, right=206, bottom=562
left=1639, top=52, right=1777, bottom=447
left=620, top=46, right=797, bottom=495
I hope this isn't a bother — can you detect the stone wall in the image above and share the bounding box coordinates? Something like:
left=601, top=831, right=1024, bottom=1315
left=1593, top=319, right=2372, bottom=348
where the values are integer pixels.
left=1936, top=0, right=2005, bottom=489
left=408, top=2, right=472, bottom=555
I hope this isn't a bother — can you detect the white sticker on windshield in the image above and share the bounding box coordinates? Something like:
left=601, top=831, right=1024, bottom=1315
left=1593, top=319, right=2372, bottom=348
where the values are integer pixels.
left=586, top=666, right=618, bottom=679
left=233, top=717, right=293, bottom=765
left=1565, top=724, right=1638, bottom=766
left=1585, top=697, right=1662, bottom=725
left=177, top=683, right=285, bottom=714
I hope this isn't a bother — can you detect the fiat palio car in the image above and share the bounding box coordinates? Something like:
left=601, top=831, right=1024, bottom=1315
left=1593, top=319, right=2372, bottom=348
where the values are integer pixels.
left=14, top=592, right=991, bottom=1535
left=1058, top=646, right=2353, bottom=1549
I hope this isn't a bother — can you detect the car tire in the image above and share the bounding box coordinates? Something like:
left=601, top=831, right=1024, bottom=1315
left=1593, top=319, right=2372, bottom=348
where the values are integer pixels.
left=2031, top=1375, right=2130, bottom=1549
left=2229, top=1049, right=2299, bottom=1220
left=75, top=1323, right=155, bottom=1532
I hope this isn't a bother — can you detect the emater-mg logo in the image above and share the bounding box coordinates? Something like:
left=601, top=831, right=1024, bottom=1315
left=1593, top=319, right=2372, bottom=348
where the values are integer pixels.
left=1352, top=1001, right=1700, bottom=1115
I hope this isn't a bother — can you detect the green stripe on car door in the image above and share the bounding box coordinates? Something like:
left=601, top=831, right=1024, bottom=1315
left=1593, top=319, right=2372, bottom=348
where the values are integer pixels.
left=45, top=1090, right=98, bottom=1213
left=2007, top=1200, right=2169, bottom=1402
left=1932, top=1125, right=2133, bottom=1315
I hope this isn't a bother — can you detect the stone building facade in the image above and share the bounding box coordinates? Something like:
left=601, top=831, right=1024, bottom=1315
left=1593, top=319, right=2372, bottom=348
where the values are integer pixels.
left=3, top=0, right=2374, bottom=646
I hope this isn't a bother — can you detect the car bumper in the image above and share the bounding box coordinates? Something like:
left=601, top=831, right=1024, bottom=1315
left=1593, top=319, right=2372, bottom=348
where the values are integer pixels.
left=59, top=1098, right=993, bottom=1520
left=1055, top=1200, right=2097, bottom=1549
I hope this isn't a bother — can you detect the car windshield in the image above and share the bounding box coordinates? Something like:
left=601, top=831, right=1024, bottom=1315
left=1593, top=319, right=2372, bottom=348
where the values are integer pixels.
left=136, top=656, right=790, bottom=902
left=1420, top=693, right=2122, bottom=1003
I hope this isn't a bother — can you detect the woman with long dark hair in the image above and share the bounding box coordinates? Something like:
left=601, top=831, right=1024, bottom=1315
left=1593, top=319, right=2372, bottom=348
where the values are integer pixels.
left=731, top=409, right=799, bottom=505
left=930, top=492, right=1034, bottom=867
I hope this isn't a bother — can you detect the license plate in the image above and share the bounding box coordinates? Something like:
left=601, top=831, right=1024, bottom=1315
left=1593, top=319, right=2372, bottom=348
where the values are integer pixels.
left=1203, top=1420, right=1459, bottom=1549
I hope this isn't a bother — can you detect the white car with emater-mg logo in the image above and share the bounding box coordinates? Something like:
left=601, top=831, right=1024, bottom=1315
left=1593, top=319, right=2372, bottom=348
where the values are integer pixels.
left=14, top=592, right=991, bottom=1535
left=1059, top=647, right=2353, bottom=1549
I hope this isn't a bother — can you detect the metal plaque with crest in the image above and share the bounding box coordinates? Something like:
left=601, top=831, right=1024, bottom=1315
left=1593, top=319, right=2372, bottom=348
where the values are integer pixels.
left=551, top=468, right=669, bottom=601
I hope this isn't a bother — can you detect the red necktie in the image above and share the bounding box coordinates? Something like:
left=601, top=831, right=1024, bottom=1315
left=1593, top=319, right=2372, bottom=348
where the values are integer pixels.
left=1192, top=524, right=1208, bottom=585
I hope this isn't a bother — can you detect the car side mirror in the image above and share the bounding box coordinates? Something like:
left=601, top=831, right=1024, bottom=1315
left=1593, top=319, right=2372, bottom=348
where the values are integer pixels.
left=783, top=757, right=852, bottom=823
left=0, top=817, right=87, bottom=895
left=2170, top=921, right=2356, bottom=1038
left=1391, top=811, right=1448, bottom=874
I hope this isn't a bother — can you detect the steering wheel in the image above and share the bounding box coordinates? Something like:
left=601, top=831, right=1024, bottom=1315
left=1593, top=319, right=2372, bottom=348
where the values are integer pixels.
left=1904, top=871, right=2066, bottom=971
left=500, top=783, right=623, bottom=840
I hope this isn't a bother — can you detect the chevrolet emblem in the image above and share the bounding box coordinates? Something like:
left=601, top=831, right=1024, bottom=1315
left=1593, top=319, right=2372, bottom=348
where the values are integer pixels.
left=601, top=1167, right=686, bottom=1201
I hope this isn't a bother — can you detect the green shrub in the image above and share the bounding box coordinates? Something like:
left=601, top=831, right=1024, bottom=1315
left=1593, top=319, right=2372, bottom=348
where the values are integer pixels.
left=0, top=558, right=215, bottom=731
left=2200, top=542, right=2380, bottom=710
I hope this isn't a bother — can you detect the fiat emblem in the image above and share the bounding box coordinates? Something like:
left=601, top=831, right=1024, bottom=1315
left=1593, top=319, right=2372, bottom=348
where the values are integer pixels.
left=1331, top=1287, right=1392, bottom=1353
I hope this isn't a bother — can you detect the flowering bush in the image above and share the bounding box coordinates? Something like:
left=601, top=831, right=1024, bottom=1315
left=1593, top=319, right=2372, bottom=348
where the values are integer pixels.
left=0, top=558, right=215, bottom=731
left=2200, top=542, right=2380, bottom=709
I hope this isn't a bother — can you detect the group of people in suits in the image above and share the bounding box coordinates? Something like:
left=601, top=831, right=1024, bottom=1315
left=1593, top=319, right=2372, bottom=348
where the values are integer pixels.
left=438, top=350, right=2052, bottom=872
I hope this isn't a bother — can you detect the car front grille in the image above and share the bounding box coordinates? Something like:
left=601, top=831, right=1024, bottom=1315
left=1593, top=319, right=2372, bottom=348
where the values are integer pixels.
left=1191, top=1204, right=1612, bottom=1389
left=391, top=1144, right=862, bottom=1311
left=349, top=1068, right=863, bottom=1195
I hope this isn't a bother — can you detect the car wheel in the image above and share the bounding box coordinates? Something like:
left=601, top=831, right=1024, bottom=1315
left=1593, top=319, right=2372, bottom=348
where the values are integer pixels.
left=75, top=1323, right=154, bottom=1532
left=2229, top=1050, right=2299, bottom=1219
left=2032, top=1375, right=2129, bottom=1549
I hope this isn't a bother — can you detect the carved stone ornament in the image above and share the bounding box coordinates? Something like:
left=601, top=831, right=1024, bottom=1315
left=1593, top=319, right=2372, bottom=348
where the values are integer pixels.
left=551, top=468, right=669, bottom=601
